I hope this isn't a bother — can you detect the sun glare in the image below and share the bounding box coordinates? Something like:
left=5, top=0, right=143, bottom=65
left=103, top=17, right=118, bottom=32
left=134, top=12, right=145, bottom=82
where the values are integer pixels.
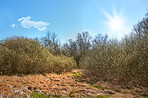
left=103, top=9, right=127, bottom=40
left=108, top=16, right=123, bottom=32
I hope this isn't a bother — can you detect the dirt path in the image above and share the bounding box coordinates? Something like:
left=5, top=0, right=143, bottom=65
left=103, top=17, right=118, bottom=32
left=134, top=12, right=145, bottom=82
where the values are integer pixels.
left=0, top=70, right=138, bottom=97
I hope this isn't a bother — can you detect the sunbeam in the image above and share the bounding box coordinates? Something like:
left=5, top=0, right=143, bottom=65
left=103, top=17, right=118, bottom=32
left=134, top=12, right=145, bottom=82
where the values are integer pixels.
left=103, top=9, right=128, bottom=40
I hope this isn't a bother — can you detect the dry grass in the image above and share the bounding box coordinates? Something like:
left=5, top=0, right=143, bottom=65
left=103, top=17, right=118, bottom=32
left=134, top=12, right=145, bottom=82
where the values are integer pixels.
left=0, top=69, right=143, bottom=98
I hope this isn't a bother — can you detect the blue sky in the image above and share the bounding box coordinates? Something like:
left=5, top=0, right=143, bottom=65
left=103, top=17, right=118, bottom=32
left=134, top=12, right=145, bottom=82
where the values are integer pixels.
left=0, top=0, right=147, bottom=43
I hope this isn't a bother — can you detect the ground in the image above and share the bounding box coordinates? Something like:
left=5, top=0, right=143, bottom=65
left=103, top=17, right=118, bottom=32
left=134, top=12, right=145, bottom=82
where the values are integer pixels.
left=0, top=69, right=147, bottom=97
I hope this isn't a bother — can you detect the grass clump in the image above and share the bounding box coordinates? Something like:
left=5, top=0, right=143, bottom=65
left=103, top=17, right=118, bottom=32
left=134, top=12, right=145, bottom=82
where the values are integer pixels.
left=31, top=92, right=48, bottom=98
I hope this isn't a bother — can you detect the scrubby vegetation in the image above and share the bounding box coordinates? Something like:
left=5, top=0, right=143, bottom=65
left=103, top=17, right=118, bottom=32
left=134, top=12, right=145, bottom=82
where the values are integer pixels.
left=0, top=12, right=147, bottom=92
left=0, top=37, right=76, bottom=75
left=80, top=12, right=148, bottom=88
left=62, top=12, right=148, bottom=88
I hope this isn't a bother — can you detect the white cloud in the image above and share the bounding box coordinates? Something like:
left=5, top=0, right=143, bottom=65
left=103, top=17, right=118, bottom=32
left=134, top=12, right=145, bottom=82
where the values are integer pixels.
left=38, top=27, right=47, bottom=31
left=10, top=24, right=17, bottom=28
left=18, top=16, right=50, bottom=31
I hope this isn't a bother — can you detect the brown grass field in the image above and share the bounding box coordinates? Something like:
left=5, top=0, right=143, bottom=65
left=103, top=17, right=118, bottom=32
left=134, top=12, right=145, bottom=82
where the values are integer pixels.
left=0, top=69, right=146, bottom=98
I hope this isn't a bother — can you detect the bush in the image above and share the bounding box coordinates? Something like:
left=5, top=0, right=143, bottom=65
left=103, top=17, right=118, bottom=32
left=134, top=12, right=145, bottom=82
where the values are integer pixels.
left=80, top=13, right=148, bottom=88
left=81, top=34, right=148, bottom=87
left=0, top=37, right=76, bottom=75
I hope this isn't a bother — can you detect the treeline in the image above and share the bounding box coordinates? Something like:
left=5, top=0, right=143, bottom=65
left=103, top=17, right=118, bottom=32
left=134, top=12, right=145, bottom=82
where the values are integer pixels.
left=40, top=31, right=92, bottom=67
left=0, top=12, right=148, bottom=88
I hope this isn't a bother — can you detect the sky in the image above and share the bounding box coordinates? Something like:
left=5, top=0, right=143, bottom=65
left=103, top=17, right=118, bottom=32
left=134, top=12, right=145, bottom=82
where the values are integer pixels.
left=0, top=0, right=148, bottom=43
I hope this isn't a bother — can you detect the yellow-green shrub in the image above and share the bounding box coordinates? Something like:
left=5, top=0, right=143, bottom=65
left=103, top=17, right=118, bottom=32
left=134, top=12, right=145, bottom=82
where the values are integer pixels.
left=0, top=37, right=76, bottom=75
left=81, top=34, right=148, bottom=87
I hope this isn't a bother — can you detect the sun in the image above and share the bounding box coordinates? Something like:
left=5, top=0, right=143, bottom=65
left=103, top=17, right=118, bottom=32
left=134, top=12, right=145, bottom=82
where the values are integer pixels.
left=108, top=16, right=124, bottom=32
left=103, top=9, right=126, bottom=39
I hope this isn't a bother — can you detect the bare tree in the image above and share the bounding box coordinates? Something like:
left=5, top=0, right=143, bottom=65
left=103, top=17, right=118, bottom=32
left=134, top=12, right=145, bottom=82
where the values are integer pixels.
left=41, top=31, right=61, bottom=55
left=62, top=31, right=92, bottom=67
